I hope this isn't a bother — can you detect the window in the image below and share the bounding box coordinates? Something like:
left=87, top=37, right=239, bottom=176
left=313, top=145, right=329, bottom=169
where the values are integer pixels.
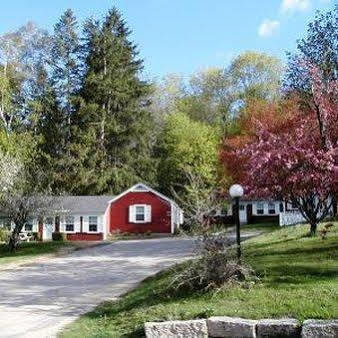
left=89, top=216, right=98, bottom=232
left=129, top=205, right=151, bottom=223
left=291, top=201, right=298, bottom=209
left=135, top=206, right=145, bottom=221
left=65, top=216, right=74, bottom=232
left=239, top=205, right=245, bottom=211
left=268, top=203, right=276, bottom=215
left=257, top=203, right=264, bottom=215
left=24, top=221, right=33, bottom=232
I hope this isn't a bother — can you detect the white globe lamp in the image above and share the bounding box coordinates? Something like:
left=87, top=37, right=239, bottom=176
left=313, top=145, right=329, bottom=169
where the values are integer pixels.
left=229, top=183, right=244, bottom=262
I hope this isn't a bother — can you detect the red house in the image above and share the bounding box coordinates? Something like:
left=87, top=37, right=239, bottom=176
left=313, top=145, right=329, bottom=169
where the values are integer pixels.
left=7, top=183, right=184, bottom=241
left=108, top=183, right=184, bottom=235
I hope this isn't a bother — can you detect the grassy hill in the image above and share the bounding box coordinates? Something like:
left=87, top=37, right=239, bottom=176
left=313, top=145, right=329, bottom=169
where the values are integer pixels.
left=61, top=222, right=338, bottom=337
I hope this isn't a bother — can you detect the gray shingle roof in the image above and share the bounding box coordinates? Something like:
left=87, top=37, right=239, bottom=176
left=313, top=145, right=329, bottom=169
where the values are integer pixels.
left=54, top=196, right=115, bottom=214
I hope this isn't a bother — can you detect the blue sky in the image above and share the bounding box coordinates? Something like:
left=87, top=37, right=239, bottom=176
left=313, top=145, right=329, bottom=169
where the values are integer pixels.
left=0, top=0, right=335, bottom=78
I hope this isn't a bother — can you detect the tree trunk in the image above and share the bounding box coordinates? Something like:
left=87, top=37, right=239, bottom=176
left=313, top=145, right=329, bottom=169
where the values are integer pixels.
left=8, top=229, right=20, bottom=252
left=309, top=222, right=317, bottom=237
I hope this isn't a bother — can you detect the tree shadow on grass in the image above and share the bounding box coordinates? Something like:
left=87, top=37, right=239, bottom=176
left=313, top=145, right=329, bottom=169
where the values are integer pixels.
left=250, top=242, right=338, bottom=259
left=259, top=263, right=338, bottom=288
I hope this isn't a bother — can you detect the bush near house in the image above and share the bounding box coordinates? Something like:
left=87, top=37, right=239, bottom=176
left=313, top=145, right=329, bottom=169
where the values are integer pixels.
left=52, top=232, right=68, bottom=242
left=61, top=222, right=338, bottom=338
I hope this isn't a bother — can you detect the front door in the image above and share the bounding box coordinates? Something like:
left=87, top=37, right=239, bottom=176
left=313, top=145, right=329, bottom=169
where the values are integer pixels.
left=239, top=204, right=247, bottom=224
left=43, top=217, right=54, bottom=241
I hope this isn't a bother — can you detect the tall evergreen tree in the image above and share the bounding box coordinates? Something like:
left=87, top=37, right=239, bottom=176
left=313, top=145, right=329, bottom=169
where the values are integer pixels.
left=51, top=9, right=81, bottom=150
left=26, top=61, right=65, bottom=190
left=78, top=7, right=155, bottom=194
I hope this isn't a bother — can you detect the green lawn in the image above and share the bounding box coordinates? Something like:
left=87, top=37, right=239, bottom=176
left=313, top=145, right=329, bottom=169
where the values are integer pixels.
left=0, top=241, right=72, bottom=266
left=61, top=222, right=338, bottom=338
left=240, top=221, right=280, bottom=234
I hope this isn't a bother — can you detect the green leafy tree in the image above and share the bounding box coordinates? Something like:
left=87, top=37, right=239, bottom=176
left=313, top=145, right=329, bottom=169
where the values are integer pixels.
left=157, top=112, right=220, bottom=197
left=228, top=51, right=282, bottom=107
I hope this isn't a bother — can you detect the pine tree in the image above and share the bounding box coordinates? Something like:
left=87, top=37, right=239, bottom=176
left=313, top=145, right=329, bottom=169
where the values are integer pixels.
left=78, top=7, right=156, bottom=194
left=51, top=9, right=80, bottom=151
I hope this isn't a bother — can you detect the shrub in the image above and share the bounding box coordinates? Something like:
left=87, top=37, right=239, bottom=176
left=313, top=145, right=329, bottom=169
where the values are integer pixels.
left=170, top=233, right=256, bottom=292
left=319, top=223, right=334, bottom=240
left=32, top=232, right=42, bottom=241
left=0, top=228, right=10, bottom=243
left=52, top=232, right=67, bottom=242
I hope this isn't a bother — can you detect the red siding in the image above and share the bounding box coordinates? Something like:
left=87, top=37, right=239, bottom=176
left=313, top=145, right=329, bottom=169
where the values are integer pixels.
left=67, top=233, right=103, bottom=241
left=110, top=191, right=171, bottom=233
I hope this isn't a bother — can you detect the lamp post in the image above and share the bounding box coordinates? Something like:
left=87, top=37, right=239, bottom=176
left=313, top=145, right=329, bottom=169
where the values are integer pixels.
left=229, top=184, right=244, bottom=262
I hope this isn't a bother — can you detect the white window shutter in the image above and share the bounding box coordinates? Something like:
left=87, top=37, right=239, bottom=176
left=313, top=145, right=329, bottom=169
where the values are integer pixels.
left=98, top=216, right=103, bottom=232
left=129, top=205, right=135, bottom=223
left=75, top=216, right=81, bottom=232
left=60, top=217, right=65, bottom=232
left=146, top=205, right=152, bottom=223
left=33, top=219, right=38, bottom=232
left=83, top=216, right=89, bottom=233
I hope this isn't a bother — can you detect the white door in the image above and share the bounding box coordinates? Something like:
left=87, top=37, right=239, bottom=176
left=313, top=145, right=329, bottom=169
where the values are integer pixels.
left=43, top=218, right=54, bottom=241
left=239, top=204, right=247, bottom=224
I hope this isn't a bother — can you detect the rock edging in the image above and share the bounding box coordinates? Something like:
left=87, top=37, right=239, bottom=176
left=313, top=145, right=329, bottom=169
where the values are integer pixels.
left=144, top=316, right=338, bottom=337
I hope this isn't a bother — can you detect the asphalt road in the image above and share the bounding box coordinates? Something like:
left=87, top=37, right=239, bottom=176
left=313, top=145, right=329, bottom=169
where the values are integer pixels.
left=0, top=237, right=195, bottom=338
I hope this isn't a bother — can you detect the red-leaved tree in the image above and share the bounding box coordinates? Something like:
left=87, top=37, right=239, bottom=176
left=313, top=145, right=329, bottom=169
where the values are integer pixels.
left=222, top=67, right=337, bottom=236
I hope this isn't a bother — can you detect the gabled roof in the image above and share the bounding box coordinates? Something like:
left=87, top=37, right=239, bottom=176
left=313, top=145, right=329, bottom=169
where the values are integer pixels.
left=108, top=183, right=182, bottom=210
left=54, top=196, right=115, bottom=214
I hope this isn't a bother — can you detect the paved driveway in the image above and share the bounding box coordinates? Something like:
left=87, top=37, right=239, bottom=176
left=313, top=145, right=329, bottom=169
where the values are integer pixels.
left=0, top=237, right=195, bottom=338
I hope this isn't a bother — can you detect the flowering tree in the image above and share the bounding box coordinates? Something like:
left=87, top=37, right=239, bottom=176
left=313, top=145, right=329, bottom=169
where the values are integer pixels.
left=0, top=152, right=55, bottom=251
left=222, top=67, right=337, bottom=236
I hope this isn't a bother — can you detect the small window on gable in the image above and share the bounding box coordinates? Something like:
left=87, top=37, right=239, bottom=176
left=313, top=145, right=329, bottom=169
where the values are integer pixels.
left=89, top=216, right=98, bottom=232
left=134, top=184, right=148, bottom=192
left=268, top=203, right=276, bottom=215
left=257, top=203, right=264, bottom=215
left=135, top=206, right=145, bottom=221
left=65, top=216, right=74, bottom=232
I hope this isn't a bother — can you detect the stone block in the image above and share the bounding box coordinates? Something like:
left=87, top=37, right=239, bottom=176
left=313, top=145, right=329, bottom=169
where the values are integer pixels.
left=301, top=320, right=338, bottom=338
left=207, top=316, right=257, bottom=338
left=144, top=319, right=208, bottom=338
left=256, top=318, right=301, bottom=338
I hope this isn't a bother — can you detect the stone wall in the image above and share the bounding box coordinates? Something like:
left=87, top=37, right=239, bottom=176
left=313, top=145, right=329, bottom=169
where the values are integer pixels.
left=145, top=317, right=338, bottom=337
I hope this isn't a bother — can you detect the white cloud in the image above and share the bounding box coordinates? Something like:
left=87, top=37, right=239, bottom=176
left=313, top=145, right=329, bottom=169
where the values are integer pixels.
left=281, top=0, right=311, bottom=13
left=258, top=19, right=280, bottom=37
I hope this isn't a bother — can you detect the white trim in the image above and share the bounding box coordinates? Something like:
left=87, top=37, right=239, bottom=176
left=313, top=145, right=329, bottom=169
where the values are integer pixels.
left=170, top=204, right=174, bottom=234
left=108, top=183, right=182, bottom=212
